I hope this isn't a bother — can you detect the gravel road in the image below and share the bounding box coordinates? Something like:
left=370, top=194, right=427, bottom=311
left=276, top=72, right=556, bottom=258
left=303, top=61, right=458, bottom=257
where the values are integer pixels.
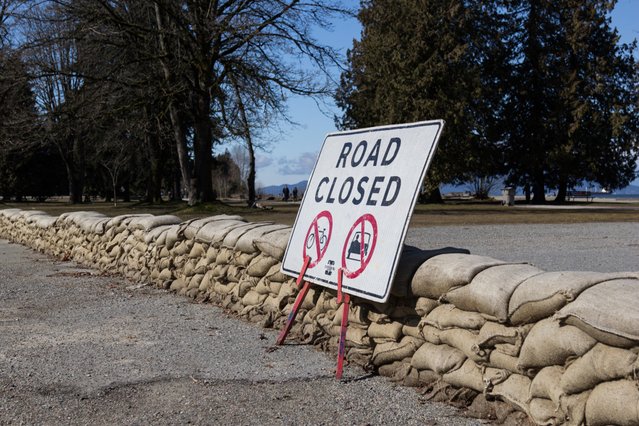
left=407, top=221, right=639, bottom=272
left=2, top=221, right=637, bottom=425
left=0, top=239, right=478, bottom=426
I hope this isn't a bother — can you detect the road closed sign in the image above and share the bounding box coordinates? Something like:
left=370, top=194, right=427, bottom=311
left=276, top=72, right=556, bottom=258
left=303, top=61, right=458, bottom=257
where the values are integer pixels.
left=281, top=120, right=444, bottom=303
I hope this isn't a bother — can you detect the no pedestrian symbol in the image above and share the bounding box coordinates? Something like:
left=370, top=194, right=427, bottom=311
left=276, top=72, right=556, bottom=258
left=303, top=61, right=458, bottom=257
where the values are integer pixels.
left=281, top=120, right=444, bottom=303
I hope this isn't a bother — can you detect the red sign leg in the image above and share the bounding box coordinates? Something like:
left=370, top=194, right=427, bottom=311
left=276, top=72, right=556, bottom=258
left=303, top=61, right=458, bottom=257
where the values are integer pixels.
left=275, top=256, right=311, bottom=346
left=336, top=292, right=350, bottom=380
left=275, top=280, right=311, bottom=345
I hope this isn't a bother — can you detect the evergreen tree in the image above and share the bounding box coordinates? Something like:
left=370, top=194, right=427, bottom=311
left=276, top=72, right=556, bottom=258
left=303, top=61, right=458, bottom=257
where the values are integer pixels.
left=502, top=0, right=638, bottom=202
left=336, top=0, right=509, bottom=200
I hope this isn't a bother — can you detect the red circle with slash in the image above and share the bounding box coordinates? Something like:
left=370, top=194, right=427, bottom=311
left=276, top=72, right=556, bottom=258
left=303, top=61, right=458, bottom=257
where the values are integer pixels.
left=341, top=214, right=378, bottom=279
left=303, top=210, right=333, bottom=268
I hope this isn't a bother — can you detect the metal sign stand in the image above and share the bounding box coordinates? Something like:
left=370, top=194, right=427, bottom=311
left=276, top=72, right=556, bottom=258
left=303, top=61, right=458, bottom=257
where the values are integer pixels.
left=335, top=268, right=350, bottom=380
left=275, top=257, right=351, bottom=380
left=275, top=255, right=312, bottom=346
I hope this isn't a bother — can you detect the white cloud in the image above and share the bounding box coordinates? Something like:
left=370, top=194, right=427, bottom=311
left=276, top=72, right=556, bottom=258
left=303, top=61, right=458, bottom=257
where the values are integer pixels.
left=278, top=152, right=319, bottom=175
left=255, top=155, right=273, bottom=168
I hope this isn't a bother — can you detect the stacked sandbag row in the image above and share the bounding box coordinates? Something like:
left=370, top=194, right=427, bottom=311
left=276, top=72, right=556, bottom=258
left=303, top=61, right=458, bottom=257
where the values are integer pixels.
left=397, top=253, right=639, bottom=425
left=3, top=208, right=639, bottom=425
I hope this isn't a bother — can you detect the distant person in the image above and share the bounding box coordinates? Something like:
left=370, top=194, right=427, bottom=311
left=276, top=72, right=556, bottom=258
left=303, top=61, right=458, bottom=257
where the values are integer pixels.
left=282, top=185, right=290, bottom=201
left=292, top=186, right=298, bottom=201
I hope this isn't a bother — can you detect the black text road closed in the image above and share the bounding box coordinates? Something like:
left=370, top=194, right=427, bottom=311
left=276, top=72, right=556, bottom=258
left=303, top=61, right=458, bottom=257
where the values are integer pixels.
left=282, top=120, right=444, bottom=303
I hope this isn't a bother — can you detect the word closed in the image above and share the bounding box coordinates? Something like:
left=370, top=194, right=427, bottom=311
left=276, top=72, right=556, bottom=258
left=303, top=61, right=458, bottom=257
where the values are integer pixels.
left=315, top=138, right=402, bottom=207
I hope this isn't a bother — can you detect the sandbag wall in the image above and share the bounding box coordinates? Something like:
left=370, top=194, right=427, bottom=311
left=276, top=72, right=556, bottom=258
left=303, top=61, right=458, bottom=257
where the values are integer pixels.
left=2, top=208, right=639, bottom=425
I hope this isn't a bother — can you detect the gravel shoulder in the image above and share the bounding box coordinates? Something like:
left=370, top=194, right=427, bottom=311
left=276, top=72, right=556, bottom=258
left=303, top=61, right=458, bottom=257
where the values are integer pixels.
left=0, top=239, right=477, bottom=425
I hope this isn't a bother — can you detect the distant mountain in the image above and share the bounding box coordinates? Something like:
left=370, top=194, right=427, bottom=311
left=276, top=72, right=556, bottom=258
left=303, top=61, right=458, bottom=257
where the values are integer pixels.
left=259, top=180, right=308, bottom=196
left=259, top=179, right=639, bottom=198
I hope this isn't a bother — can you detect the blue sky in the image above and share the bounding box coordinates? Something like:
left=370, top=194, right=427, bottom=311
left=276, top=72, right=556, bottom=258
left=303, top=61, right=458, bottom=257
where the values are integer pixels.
left=232, top=1, right=639, bottom=188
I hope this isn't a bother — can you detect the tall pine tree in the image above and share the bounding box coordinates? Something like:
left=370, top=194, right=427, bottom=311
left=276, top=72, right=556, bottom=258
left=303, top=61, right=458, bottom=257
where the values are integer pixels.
left=336, top=0, right=507, bottom=200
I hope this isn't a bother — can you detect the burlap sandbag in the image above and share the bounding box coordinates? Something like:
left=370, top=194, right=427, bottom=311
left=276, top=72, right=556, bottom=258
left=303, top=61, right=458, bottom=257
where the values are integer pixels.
left=264, top=263, right=290, bottom=283
left=181, top=215, right=244, bottom=239
left=559, top=391, right=590, bottom=426
left=415, top=297, right=439, bottom=317
left=253, top=228, right=291, bottom=261
left=410, top=253, right=507, bottom=299
left=222, top=222, right=273, bottom=249
left=332, top=303, right=370, bottom=327
left=517, top=318, right=596, bottom=372
left=368, top=321, right=403, bottom=342
left=424, top=304, right=487, bottom=330
left=529, top=398, right=563, bottom=426
left=585, top=380, right=639, bottom=425
left=530, top=366, right=565, bottom=406
left=443, top=264, right=544, bottom=322
left=129, top=215, right=181, bottom=232
left=560, top=343, right=639, bottom=395
left=442, top=358, right=484, bottom=392
left=144, top=224, right=174, bottom=244
left=489, top=374, right=532, bottom=415
left=247, top=254, right=279, bottom=277
left=411, top=342, right=466, bottom=374
left=474, top=322, right=532, bottom=358
left=438, top=328, right=487, bottom=362
left=555, top=278, right=639, bottom=348
left=371, top=336, right=422, bottom=367
left=508, top=271, right=635, bottom=325
left=235, top=224, right=290, bottom=254
left=391, top=245, right=470, bottom=297
left=195, top=220, right=247, bottom=244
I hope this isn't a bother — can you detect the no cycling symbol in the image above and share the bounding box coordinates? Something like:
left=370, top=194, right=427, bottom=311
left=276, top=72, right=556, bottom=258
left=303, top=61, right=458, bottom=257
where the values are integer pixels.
left=341, top=214, right=378, bottom=279
left=303, top=210, right=333, bottom=268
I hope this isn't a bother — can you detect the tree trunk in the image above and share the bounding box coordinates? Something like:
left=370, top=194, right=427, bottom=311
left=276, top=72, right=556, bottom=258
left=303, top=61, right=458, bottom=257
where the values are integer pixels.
left=154, top=4, right=196, bottom=206
left=193, top=88, right=215, bottom=203
left=554, top=179, right=568, bottom=203
left=247, top=136, right=256, bottom=207
left=531, top=173, right=546, bottom=204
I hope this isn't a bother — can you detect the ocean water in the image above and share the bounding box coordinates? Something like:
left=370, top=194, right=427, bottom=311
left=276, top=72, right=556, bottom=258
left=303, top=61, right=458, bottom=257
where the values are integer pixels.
left=592, top=193, right=639, bottom=200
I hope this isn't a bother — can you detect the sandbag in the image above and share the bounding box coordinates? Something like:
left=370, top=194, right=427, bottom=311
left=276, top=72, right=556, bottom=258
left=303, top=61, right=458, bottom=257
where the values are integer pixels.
left=235, top=224, right=290, bottom=254
left=475, top=322, right=532, bottom=357
left=368, top=321, right=403, bottom=342
left=247, top=254, right=279, bottom=277
left=195, top=220, right=247, bottom=244
left=442, top=359, right=484, bottom=392
left=530, top=366, right=564, bottom=406
left=585, top=380, right=639, bottom=426
left=508, top=271, right=635, bottom=325
left=489, top=374, right=532, bottom=414
left=410, top=342, right=466, bottom=374
left=222, top=222, right=273, bottom=248
left=438, top=328, right=487, bottom=362
left=555, top=278, right=639, bottom=348
left=560, top=391, right=590, bottom=426
left=415, top=297, right=439, bottom=317
left=128, top=215, right=181, bottom=231
left=443, top=264, right=544, bottom=322
left=424, top=304, right=486, bottom=330
left=371, top=336, right=421, bottom=367
left=410, top=253, right=507, bottom=299
left=181, top=215, right=244, bottom=239
left=560, top=343, right=639, bottom=395
left=517, top=318, right=596, bottom=372
left=253, top=228, right=291, bottom=260
left=391, top=245, right=470, bottom=297
left=529, top=398, right=562, bottom=426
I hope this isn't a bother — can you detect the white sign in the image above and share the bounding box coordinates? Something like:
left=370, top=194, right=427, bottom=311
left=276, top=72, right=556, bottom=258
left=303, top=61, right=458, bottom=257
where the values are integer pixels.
left=281, top=120, right=444, bottom=303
